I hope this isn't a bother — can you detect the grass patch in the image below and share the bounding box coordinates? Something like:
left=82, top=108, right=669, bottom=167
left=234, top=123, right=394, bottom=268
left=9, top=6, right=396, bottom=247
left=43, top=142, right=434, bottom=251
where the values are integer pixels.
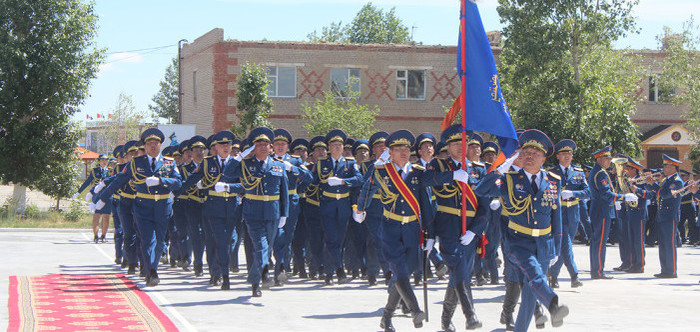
left=0, top=212, right=93, bottom=228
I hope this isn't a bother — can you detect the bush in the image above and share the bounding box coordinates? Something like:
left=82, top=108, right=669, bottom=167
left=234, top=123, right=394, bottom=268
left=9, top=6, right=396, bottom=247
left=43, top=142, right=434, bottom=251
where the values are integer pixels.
left=23, top=204, right=40, bottom=218
left=63, top=199, right=85, bottom=222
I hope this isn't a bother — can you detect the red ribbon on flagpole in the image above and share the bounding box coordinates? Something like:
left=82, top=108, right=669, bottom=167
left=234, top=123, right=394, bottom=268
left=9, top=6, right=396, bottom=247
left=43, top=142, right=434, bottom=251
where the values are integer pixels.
left=460, top=0, right=468, bottom=236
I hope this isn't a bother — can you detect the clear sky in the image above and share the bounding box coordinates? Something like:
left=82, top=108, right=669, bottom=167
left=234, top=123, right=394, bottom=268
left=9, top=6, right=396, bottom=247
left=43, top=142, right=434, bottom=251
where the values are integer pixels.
left=80, top=0, right=698, bottom=122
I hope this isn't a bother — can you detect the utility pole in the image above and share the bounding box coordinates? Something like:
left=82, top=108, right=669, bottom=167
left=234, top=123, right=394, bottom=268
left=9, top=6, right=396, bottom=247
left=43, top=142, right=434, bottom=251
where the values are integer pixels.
left=177, top=39, right=188, bottom=124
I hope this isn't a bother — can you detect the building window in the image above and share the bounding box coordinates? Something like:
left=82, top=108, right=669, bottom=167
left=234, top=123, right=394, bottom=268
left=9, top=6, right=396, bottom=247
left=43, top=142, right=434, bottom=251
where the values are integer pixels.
left=330, top=68, right=361, bottom=98
left=648, top=76, right=675, bottom=103
left=268, top=66, right=296, bottom=97
left=193, top=70, right=198, bottom=103
left=396, top=69, right=425, bottom=100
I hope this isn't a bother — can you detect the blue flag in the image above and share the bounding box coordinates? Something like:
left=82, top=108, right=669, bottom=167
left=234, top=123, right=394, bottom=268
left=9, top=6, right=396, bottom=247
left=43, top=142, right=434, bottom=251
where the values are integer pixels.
left=457, top=0, right=518, bottom=158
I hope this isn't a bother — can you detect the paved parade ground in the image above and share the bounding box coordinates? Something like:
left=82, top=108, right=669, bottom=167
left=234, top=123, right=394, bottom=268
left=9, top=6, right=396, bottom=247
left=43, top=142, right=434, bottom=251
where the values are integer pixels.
left=2, top=229, right=700, bottom=331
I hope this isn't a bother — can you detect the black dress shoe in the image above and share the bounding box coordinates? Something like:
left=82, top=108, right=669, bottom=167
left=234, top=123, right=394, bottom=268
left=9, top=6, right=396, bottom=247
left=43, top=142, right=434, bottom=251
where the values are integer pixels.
left=414, top=275, right=422, bottom=286
left=591, top=274, right=613, bottom=280
left=221, top=276, right=230, bottom=290
left=654, top=273, right=677, bottom=278
left=466, top=315, right=482, bottom=330
left=121, top=260, right=128, bottom=268
left=147, top=272, right=160, bottom=287
left=490, top=277, right=499, bottom=285
left=127, top=264, right=137, bottom=275
left=548, top=299, right=569, bottom=328
left=368, top=275, right=377, bottom=286
left=100, top=235, right=106, bottom=243
left=309, top=271, right=317, bottom=280
left=115, top=258, right=122, bottom=265
left=613, top=265, right=630, bottom=272
left=93, top=235, right=99, bottom=243
left=325, top=274, right=335, bottom=286
left=252, top=283, right=262, bottom=297
left=549, top=275, right=559, bottom=288
left=571, top=275, right=583, bottom=288
left=384, top=271, right=392, bottom=285
left=627, top=267, right=644, bottom=273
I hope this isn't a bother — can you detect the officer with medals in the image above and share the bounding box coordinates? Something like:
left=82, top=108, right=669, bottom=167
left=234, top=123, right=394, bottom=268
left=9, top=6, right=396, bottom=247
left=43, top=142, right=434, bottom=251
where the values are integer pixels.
left=547, top=139, right=589, bottom=288
left=270, top=128, right=312, bottom=286
left=622, top=157, right=655, bottom=273
left=311, top=129, right=363, bottom=285
left=588, top=146, right=637, bottom=279
left=290, top=138, right=311, bottom=278
left=495, top=129, right=569, bottom=330
left=75, top=153, right=112, bottom=243
left=96, top=128, right=182, bottom=286
left=360, top=131, right=391, bottom=285
left=218, top=127, right=289, bottom=297
left=421, top=124, right=485, bottom=331
left=303, top=136, right=328, bottom=279
left=646, top=154, right=695, bottom=278
left=355, top=130, right=432, bottom=332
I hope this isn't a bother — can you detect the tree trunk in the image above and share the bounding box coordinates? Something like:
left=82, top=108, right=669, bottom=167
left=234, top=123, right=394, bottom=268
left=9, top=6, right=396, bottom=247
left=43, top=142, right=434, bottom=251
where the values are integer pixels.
left=12, top=184, right=27, bottom=214
left=56, top=198, right=60, bottom=211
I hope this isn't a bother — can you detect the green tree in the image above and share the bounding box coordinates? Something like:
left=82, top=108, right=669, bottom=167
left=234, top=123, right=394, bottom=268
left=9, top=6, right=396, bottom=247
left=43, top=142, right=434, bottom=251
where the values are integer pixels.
left=231, top=63, right=274, bottom=137
left=0, top=0, right=103, bottom=212
left=656, top=18, right=700, bottom=167
left=149, top=58, right=179, bottom=124
left=497, top=0, right=642, bottom=164
left=300, top=88, right=379, bottom=139
left=94, top=93, right=145, bottom=153
left=307, top=2, right=410, bottom=44
left=33, top=137, right=83, bottom=210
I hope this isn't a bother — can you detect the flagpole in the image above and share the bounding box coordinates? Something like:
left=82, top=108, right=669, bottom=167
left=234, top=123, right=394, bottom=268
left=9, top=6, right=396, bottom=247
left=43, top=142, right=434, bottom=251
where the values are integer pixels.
left=460, top=0, right=468, bottom=236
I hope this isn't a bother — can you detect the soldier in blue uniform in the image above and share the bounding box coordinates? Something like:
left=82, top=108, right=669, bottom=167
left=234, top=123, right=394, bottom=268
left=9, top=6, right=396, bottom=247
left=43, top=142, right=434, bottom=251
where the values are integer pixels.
left=108, top=145, right=125, bottom=265
left=312, top=129, right=364, bottom=285
left=678, top=169, right=695, bottom=245
left=647, top=154, right=694, bottom=278
left=75, top=154, right=112, bottom=243
left=172, top=139, right=194, bottom=270
left=303, top=135, right=328, bottom=279
left=270, top=128, right=312, bottom=286
left=492, top=129, right=570, bottom=331
left=355, top=129, right=432, bottom=332
left=480, top=141, right=503, bottom=285
left=346, top=138, right=372, bottom=282
left=219, top=127, right=289, bottom=297
left=96, top=128, right=182, bottom=286
left=547, top=139, right=588, bottom=288
left=421, top=124, right=486, bottom=331
left=588, top=146, right=637, bottom=279
left=623, top=157, right=655, bottom=273
left=290, top=138, right=311, bottom=278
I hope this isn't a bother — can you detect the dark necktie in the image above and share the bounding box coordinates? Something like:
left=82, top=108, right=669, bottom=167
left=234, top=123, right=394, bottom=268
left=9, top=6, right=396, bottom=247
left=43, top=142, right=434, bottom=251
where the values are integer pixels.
left=220, top=158, right=225, bottom=170
left=531, top=174, right=539, bottom=193
left=564, top=167, right=569, bottom=180
left=151, top=157, right=156, bottom=171
left=334, top=160, right=338, bottom=172
left=398, top=169, right=404, bottom=180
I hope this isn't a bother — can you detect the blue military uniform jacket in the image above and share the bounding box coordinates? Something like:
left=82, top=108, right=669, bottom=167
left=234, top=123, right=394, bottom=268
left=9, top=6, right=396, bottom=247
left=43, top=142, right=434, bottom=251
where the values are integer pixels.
left=421, top=158, right=488, bottom=239
left=78, top=166, right=109, bottom=194
left=179, top=155, right=238, bottom=218
left=357, top=162, right=434, bottom=237
left=275, top=153, right=313, bottom=200
left=626, top=176, right=655, bottom=221
left=312, top=156, right=363, bottom=201
left=500, top=169, right=563, bottom=261
left=550, top=165, right=590, bottom=225
left=651, top=173, right=684, bottom=222
left=588, top=163, right=624, bottom=220
left=99, top=154, right=182, bottom=222
left=223, top=155, right=289, bottom=221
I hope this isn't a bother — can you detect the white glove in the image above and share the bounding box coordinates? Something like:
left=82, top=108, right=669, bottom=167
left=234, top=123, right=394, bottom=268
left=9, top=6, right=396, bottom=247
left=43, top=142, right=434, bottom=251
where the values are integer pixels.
left=460, top=230, right=476, bottom=246
left=497, top=151, right=520, bottom=174
left=489, top=199, right=501, bottom=210
left=145, top=176, right=160, bottom=187
left=94, top=182, right=106, bottom=193
left=327, top=177, right=344, bottom=186
left=72, top=193, right=79, bottom=200
left=85, top=192, right=93, bottom=202
left=550, top=256, right=559, bottom=268
left=240, top=145, right=255, bottom=158
left=423, top=238, right=435, bottom=257
left=214, top=182, right=229, bottom=193
left=283, top=161, right=293, bottom=172
left=624, top=193, right=638, bottom=202
left=560, top=190, right=574, bottom=200
left=353, top=210, right=366, bottom=223
left=374, top=149, right=390, bottom=166
left=615, top=201, right=622, bottom=211
left=89, top=202, right=96, bottom=213
left=453, top=169, right=469, bottom=183
left=278, top=216, right=287, bottom=229
left=95, top=200, right=106, bottom=210
left=169, top=193, right=175, bottom=200
left=196, top=180, right=204, bottom=189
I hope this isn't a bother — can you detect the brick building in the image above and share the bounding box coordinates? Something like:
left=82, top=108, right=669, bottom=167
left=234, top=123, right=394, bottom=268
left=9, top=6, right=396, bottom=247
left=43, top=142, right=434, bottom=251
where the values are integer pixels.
left=181, top=28, right=693, bottom=169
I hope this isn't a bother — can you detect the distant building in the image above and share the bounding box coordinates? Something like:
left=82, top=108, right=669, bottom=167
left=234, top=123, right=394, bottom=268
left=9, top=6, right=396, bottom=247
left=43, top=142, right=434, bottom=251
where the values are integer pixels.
left=181, top=28, right=692, bottom=169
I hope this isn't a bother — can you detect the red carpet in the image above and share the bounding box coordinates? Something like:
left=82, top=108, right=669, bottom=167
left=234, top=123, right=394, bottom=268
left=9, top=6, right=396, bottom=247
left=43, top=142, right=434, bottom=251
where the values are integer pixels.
left=8, top=274, right=177, bottom=331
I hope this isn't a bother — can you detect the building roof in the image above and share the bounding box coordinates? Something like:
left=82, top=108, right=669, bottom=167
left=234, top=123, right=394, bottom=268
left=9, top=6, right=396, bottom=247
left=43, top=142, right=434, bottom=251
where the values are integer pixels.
left=75, top=147, right=99, bottom=160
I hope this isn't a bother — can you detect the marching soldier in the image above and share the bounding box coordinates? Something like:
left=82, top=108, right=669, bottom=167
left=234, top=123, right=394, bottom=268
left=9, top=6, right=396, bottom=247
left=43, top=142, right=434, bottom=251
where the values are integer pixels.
left=96, top=128, right=182, bottom=286
left=588, top=146, right=637, bottom=279
left=355, top=129, right=432, bottom=332
left=75, top=153, right=111, bottom=243
left=110, top=145, right=125, bottom=266
left=346, top=138, right=373, bottom=283
left=481, top=141, right=502, bottom=285
left=647, top=154, right=693, bottom=278
left=421, top=124, right=485, bottom=330
left=172, top=139, right=194, bottom=270
left=548, top=139, right=588, bottom=288
left=219, top=127, right=289, bottom=297
left=304, top=135, right=328, bottom=280
left=290, top=138, right=311, bottom=278
left=312, top=129, right=363, bottom=285
left=271, top=128, right=312, bottom=286
left=362, top=131, right=390, bottom=285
